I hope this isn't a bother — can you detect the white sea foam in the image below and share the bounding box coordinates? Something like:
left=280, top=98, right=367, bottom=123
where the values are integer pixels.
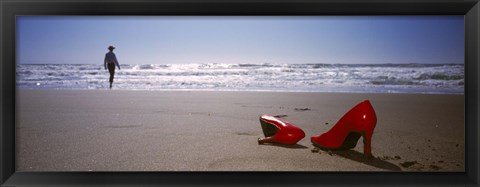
left=16, top=63, right=464, bottom=94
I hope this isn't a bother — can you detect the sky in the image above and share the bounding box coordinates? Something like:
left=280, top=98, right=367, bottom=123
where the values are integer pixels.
left=16, top=16, right=464, bottom=65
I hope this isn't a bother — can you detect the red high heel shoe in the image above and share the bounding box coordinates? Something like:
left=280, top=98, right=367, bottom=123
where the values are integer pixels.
left=311, top=100, right=377, bottom=157
left=258, top=115, right=305, bottom=145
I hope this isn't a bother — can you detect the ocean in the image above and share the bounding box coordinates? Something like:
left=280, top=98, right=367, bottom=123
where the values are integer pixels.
left=16, top=63, right=464, bottom=94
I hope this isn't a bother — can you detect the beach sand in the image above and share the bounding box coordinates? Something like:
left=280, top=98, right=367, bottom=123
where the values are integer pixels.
left=15, top=89, right=464, bottom=171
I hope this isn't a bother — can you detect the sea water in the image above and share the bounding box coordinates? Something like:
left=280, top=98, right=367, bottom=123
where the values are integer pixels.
left=16, top=63, right=464, bottom=94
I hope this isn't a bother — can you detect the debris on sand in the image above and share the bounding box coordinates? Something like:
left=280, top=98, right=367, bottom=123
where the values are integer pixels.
left=294, top=108, right=311, bottom=111
left=378, top=155, right=401, bottom=161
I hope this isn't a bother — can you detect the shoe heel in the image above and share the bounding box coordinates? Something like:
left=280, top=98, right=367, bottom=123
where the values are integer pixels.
left=363, top=130, right=373, bottom=158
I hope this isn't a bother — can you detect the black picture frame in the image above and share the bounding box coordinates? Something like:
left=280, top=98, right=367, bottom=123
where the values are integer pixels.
left=1, top=0, right=479, bottom=186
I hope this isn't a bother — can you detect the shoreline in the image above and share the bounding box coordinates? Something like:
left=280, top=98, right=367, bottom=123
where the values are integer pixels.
left=15, top=89, right=465, bottom=171
left=15, top=87, right=465, bottom=95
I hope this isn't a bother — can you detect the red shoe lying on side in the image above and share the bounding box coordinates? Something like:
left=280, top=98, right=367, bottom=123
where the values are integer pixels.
left=258, top=115, right=305, bottom=145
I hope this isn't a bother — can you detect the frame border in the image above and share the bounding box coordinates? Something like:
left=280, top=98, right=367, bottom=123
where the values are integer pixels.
left=1, top=0, right=479, bottom=186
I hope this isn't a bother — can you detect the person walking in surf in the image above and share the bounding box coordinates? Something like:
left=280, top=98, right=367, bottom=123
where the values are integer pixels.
left=104, top=45, right=121, bottom=88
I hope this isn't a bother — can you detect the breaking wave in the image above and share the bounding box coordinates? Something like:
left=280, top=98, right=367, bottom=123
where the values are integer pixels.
left=16, top=63, right=464, bottom=94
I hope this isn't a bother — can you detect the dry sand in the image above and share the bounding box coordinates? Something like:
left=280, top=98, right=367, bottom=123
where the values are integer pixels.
left=15, top=89, right=464, bottom=171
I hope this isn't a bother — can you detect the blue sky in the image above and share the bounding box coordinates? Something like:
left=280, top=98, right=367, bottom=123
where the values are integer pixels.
left=16, top=16, right=464, bottom=65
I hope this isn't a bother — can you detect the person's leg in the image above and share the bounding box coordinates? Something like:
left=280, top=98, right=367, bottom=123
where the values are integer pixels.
left=108, top=63, right=115, bottom=88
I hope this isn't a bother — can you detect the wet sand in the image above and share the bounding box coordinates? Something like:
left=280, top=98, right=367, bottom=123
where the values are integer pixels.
left=15, top=89, right=464, bottom=171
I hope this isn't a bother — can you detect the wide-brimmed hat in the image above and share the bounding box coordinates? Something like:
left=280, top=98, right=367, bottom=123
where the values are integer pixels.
left=108, top=45, right=115, bottom=50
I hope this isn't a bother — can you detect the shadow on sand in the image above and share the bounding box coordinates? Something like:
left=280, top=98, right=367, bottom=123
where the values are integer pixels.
left=259, top=142, right=401, bottom=171
left=259, top=143, right=309, bottom=149
left=327, top=149, right=402, bottom=171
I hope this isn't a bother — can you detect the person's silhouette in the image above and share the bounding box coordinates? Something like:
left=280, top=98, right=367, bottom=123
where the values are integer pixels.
left=104, top=45, right=121, bottom=88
